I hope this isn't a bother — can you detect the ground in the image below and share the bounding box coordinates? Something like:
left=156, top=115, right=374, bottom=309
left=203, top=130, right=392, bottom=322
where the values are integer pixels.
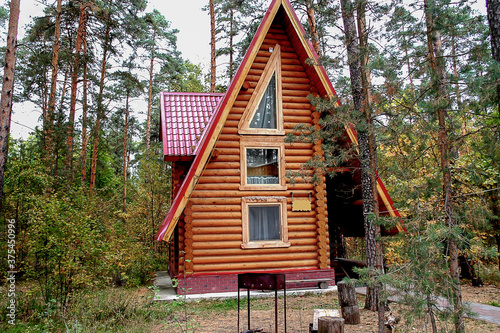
left=157, top=282, right=500, bottom=333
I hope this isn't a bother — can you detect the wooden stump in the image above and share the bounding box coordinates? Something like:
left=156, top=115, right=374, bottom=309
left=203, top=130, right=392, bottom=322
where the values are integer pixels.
left=318, top=316, right=344, bottom=333
left=337, top=281, right=357, bottom=306
left=337, top=281, right=360, bottom=325
left=341, top=305, right=360, bottom=325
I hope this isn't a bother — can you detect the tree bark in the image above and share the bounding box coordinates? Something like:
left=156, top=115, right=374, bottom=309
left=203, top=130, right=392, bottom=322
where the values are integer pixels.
left=486, top=1, right=500, bottom=273
left=424, top=1, right=464, bottom=332
left=123, top=91, right=130, bottom=212
left=356, top=1, right=384, bottom=329
left=80, top=24, right=89, bottom=187
left=146, top=28, right=155, bottom=150
left=305, top=0, right=321, bottom=55
left=487, top=0, right=500, bottom=109
left=45, top=0, right=62, bottom=162
left=0, top=0, right=20, bottom=212
left=210, top=0, right=216, bottom=92
left=318, top=317, right=345, bottom=333
left=66, top=2, right=88, bottom=176
left=340, top=0, right=382, bottom=319
left=89, top=19, right=111, bottom=194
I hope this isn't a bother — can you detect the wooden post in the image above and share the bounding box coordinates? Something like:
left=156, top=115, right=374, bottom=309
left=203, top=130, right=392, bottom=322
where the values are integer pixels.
left=337, top=281, right=360, bottom=325
left=318, top=317, right=344, bottom=333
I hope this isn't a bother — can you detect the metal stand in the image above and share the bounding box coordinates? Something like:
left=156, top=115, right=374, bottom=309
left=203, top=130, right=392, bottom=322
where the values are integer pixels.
left=237, top=273, right=286, bottom=333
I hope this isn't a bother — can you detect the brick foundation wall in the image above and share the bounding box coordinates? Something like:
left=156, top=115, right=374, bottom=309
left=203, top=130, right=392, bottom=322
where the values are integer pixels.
left=174, top=268, right=335, bottom=295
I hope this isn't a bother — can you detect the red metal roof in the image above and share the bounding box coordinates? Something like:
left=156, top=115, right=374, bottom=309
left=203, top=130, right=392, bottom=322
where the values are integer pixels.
left=160, top=92, right=224, bottom=161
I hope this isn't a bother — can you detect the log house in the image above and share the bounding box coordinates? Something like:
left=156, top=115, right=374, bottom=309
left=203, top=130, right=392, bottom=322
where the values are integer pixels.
left=156, top=0, right=402, bottom=295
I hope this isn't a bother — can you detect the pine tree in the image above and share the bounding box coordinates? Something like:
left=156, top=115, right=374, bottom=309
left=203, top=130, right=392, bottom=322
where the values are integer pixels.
left=0, top=0, right=20, bottom=212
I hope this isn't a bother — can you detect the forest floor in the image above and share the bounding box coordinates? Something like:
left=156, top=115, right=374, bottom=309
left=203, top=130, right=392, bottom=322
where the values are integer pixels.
left=156, top=282, right=500, bottom=333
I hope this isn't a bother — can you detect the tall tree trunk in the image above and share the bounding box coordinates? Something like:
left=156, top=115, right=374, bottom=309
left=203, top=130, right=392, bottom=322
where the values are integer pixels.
left=89, top=21, right=111, bottom=194
left=80, top=25, right=89, bottom=187
left=487, top=0, right=500, bottom=110
left=229, top=8, right=234, bottom=80
left=146, top=29, right=156, bottom=150
left=45, top=0, right=62, bottom=162
left=66, top=2, right=88, bottom=176
left=210, top=0, right=216, bottom=92
left=486, top=0, right=500, bottom=272
left=424, top=1, right=464, bottom=332
left=123, top=91, right=130, bottom=213
left=340, top=0, right=382, bottom=321
left=305, top=0, right=321, bottom=55
left=0, top=0, right=20, bottom=212
left=356, top=1, right=384, bottom=328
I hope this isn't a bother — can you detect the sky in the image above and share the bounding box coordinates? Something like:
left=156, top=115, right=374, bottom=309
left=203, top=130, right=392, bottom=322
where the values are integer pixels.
left=10, top=0, right=212, bottom=139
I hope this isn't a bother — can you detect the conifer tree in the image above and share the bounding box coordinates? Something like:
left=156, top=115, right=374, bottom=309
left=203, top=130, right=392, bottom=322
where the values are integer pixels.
left=0, top=0, right=20, bottom=212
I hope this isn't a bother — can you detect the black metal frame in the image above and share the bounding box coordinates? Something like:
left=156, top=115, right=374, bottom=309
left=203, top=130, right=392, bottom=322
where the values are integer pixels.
left=237, top=273, right=286, bottom=333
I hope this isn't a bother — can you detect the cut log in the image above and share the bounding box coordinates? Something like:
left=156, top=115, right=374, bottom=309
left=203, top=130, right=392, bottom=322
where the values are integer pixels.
left=341, top=305, right=360, bottom=325
left=337, top=281, right=357, bottom=306
left=318, top=317, right=344, bottom=333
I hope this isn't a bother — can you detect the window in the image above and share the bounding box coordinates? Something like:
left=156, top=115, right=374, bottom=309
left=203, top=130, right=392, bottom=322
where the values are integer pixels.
left=249, top=73, right=277, bottom=129
left=240, top=137, right=286, bottom=190
left=241, top=197, right=290, bottom=249
left=238, top=44, right=284, bottom=135
left=246, top=148, right=279, bottom=184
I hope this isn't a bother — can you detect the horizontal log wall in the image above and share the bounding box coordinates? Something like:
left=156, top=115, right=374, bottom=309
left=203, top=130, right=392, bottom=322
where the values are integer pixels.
left=182, top=20, right=329, bottom=275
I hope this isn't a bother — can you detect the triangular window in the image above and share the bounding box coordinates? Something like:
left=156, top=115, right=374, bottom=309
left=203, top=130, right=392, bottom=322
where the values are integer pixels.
left=239, top=44, right=284, bottom=135
left=250, top=73, right=277, bottom=129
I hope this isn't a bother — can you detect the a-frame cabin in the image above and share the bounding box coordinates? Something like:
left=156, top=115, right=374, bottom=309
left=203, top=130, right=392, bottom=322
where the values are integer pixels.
left=156, top=0, right=402, bottom=295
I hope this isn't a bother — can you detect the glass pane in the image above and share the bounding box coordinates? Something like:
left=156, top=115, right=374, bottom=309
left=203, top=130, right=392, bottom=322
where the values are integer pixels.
left=246, top=148, right=279, bottom=184
left=250, top=73, right=277, bottom=129
left=249, top=205, right=281, bottom=241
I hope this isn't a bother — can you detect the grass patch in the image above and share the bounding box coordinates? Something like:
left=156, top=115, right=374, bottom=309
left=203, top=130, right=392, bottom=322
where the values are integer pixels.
left=488, top=300, right=500, bottom=307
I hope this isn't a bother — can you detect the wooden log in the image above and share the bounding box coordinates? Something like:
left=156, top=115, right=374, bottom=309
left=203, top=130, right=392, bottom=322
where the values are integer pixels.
left=288, top=224, right=316, bottom=232
left=222, top=120, right=239, bottom=128
left=194, top=183, right=239, bottom=191
left=192, top=259, right=318, bottom=272
left=282, top=96, right=310, bottom=104
left=283, top=82, right=312, bottom=91
left=288, top=210, right=316, bottom=218
left=318, top=317, right=344, bottom=333
left=285, top=156, right=314, bottom=163
left=283, top=109, right=312, bottom=117
left=288, top=231, right=317, bottom=238
left=282, top=89, right=310, bottom=97
left=282, top=77, right=310, bottom=84
left=197, top=176, right=240, bottom=184
left=192, top=244, right=317, bottom=256
left=191, top=211, right=241, bottom=220
left=341, top=306, right=360, bottom=325
left=191, top=204, right=241, bottom=212
left=191, top=219, right=241, bottom=227
left=217, top=134, right=240, bottom=142
left=193, top=241, right=242, bottom=249
left=291, top=238, right=318, bottom=246
left=283, top=102, right=311, bottom=110
left=200, top=168, right=240, bottom=177
left=221, top=127, right=238, bottom=134
left=189, top=197, right=241, bottom=205
left=337, top=281, right=357, bottom=306
left=193, top=252, right=317, bottom=264
left=191, top=226, right=242, bottom=234
left=209, top=155, right=240, bottom=162
left=284, top=115, right=313, bottom=123
left=204, top=161, right=239, bottom=169
left=192, top=233, right=242, bottom=242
